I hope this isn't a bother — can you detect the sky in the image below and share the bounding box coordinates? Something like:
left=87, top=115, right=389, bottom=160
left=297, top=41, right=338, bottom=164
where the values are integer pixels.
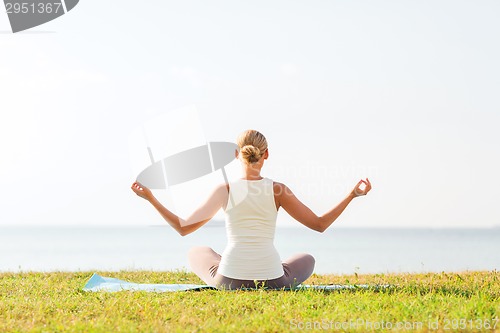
left=1, top=0, right=499, bottom=228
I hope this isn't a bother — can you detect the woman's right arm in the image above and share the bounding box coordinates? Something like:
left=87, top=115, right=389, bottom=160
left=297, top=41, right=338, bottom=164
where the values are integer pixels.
left=275, top=179, right=371, bottom=233
left=131, top=182, right=228, bottom=236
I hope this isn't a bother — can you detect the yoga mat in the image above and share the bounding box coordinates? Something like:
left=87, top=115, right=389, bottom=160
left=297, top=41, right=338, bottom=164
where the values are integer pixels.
left=83, top=273, right=390, bottom=292
left=83, top=273, right=215, bottom=292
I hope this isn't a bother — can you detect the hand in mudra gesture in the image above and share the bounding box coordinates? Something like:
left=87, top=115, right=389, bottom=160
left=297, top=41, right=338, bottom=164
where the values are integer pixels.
left=131, top=181, right=154, bottom=201
left=351, top=178, right=372, bottom=198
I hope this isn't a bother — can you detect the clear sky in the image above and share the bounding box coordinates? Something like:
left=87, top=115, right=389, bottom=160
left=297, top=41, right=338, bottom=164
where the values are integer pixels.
left=1, top=0, right=499, bottom=228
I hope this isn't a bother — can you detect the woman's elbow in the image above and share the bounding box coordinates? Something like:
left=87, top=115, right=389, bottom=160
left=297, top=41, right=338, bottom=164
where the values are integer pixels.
left=177, top=228, right=190, bottom=237
left=314, top=217, right=327, bottom=233
left=300, top=217, right=325, bottom=233
left=313, top=225, right=327, bottom=233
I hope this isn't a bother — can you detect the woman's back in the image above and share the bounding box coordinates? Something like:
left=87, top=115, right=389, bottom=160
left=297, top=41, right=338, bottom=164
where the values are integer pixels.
left=218, top=177, right=284, bottom=280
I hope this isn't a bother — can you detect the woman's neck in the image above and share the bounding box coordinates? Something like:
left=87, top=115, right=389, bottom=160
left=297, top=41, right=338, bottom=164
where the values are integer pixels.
left=241, top=163, right=263, bottom=180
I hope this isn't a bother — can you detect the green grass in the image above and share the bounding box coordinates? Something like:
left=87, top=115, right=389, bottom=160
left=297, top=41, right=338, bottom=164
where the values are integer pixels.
left=1, top=271, right=498, bottom=332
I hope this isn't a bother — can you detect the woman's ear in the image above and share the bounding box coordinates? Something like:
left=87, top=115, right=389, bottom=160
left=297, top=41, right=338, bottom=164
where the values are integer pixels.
left=234, top=149, right=239, bottom=159
left=264, top=149, right=269, bottom=159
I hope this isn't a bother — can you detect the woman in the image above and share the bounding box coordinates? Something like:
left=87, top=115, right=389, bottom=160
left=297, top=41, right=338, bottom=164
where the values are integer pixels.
left=131, top=129, right=371, bottom=290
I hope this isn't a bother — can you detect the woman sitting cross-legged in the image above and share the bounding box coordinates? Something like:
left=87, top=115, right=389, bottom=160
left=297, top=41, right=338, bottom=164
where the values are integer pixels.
left=131, top=129, right=371, bottom=290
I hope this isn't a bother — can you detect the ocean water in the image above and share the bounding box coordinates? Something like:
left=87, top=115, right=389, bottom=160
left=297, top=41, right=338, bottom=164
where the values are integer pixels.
left=0, top=226, right=499, bottom=275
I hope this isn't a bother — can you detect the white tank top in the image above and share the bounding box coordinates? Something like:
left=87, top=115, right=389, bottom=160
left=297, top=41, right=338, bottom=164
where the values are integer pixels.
left=218, top=177, right=284, bottom=280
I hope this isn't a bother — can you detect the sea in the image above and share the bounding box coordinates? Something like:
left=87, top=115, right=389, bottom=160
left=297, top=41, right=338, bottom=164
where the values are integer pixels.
left=1, top=225, right=499, bottom=275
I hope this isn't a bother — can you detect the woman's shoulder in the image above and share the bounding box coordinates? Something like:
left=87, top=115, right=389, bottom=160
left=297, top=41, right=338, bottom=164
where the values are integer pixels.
left=271, top=180, right=289, bottom=196
left=212, top=182, right=230, bottom=194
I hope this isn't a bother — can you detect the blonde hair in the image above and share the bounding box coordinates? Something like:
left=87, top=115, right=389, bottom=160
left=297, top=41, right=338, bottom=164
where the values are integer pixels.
left=236, top=130, right=268, bottom=164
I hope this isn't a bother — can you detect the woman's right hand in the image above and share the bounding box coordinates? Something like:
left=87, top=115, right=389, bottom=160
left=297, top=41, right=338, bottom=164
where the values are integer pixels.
left=350, top=178, right=372, bottom=198
left=131, top=181, right=154, bottom=201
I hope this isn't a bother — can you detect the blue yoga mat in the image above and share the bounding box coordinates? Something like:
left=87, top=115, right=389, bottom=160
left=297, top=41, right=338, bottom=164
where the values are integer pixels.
left=83, top=273, right=215, bottom=292
left=83, top=273, right=388, bottom=292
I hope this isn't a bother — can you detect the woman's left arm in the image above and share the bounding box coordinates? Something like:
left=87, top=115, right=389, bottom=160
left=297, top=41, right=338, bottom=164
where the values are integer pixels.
left=131, top=182, right=228, bottom=236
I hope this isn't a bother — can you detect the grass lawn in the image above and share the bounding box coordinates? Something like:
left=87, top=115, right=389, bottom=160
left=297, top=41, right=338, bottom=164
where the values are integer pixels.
left=0, top=270, right=498, bottom=332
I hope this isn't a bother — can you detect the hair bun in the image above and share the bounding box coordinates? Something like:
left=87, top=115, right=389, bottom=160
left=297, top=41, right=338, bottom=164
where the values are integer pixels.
left=236, top=130, right=268, bottom=164
left=240, top=145, right=261, bottom=164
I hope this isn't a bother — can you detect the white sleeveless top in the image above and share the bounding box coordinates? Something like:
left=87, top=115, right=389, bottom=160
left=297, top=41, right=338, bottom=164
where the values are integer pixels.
left=218, top=177, right=284, bottom=280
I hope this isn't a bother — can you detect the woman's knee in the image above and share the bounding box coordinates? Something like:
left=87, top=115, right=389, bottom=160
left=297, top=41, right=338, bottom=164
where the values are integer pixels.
left=188, top=246, right=211, bottom=263
left=304, top=253, right=315, bottom=266
left=188, top=245, right=212, bottom=255
left=188, top=245, right=209, bottom=253
left=188, top=246, right=222, bottom=267
left=282, top=253, right=315, bottom=281
left=286, top=253, right=315, bottom=266
left=300, top=253, right=316, bottom=273
left=290, top=253, right=316, bottom=278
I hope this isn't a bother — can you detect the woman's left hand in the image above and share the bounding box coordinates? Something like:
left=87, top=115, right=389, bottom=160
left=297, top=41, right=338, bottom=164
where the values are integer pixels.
left=350, top=178, right=372, bottom=198
left=131, top=181, right=154, bottom=201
